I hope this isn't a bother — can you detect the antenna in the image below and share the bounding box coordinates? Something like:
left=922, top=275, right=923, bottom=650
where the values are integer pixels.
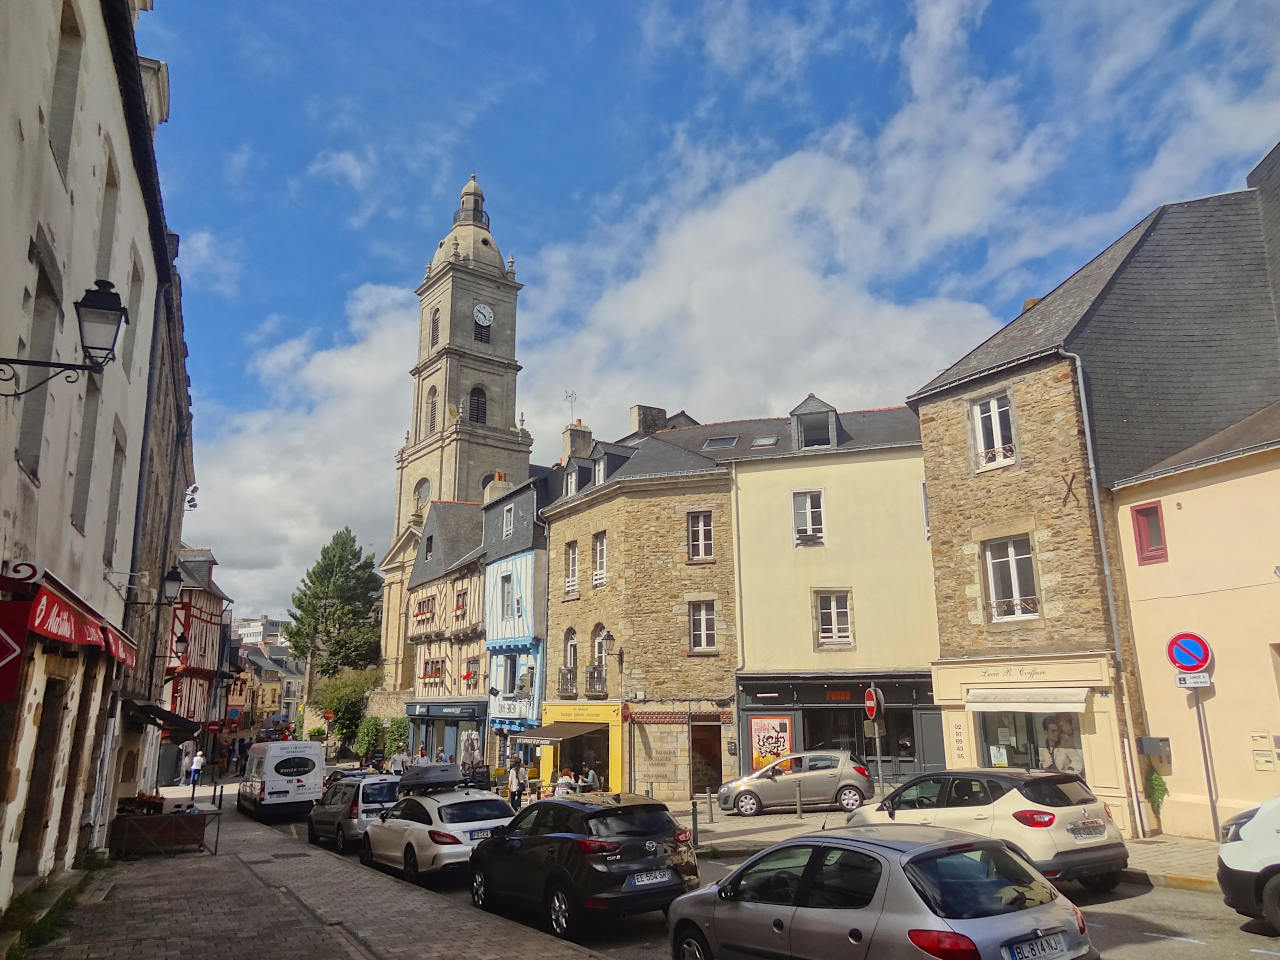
left=564, top=390, right=578, bottom=422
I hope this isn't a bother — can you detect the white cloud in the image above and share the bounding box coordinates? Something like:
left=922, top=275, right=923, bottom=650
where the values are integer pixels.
left=307, top=148, right=378, bottom=192
left=244, top=313, right=283, bottom=346
left=224, top=142, right=257, bottom=198
left=179, top=230, right=242, bottom=297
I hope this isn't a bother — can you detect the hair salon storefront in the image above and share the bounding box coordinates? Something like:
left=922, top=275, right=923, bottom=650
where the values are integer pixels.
left=405, top=698, right=489, bottom=766
left=931, top=650, right=1140, bottom=836
left=736, top=673, right=943, bottom=781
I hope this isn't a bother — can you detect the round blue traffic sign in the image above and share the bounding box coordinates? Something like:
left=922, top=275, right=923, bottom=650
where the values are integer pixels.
left=1166, top=632, right=1211, bottom=673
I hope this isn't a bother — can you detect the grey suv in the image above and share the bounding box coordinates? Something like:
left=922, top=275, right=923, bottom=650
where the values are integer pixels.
left=308, top=774, right=399, bottom=853
left=717, top=751, right=874, bottom=816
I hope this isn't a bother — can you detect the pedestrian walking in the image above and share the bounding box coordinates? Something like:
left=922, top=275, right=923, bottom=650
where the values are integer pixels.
left=189, top=750, right=206, bottom=786
left=178, top=751, right=192, bottom=785
left=389, top=744, right=410, bottom=775
left=507, top=757, right=527, bottom=811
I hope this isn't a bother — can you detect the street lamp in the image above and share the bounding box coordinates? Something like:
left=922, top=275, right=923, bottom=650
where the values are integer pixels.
left=0, top=281, right=129, bottom=398
left=161, top=565, right=184, bottom=603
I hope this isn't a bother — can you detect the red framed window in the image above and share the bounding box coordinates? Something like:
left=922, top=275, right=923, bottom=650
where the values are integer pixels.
left=1131, top=501, right=1168, bottom=565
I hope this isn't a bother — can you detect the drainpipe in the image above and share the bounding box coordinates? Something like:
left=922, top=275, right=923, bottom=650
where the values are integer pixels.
left=1059, top=348, right=1149, bottom=838
left=730, top=462, right=746, bottom=777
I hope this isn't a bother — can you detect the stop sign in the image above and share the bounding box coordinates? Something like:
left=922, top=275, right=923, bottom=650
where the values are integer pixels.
left=864, top=688, right=878, bottom=720
left=323, top=710, right=335, bottom=721
left=207, top=721, right=221, bottom=733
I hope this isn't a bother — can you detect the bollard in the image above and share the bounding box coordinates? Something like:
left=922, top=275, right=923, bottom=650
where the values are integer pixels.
left=691, top=798, right=699, bottom=847
left=795, top=778, right=804, bottom=819
left=647, top=781, right=654, bottom=799
left=706, top=789, right=715, bottom=824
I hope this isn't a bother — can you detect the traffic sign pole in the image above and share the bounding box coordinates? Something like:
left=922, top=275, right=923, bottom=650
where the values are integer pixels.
left=1193, top=687, right=1220, bottom=842
left=1166, top=632, right=1219, bottom=840
left=870, top=684, right=884, bottom=799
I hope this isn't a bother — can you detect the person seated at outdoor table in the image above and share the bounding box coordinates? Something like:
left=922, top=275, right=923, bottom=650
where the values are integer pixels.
left=579, top=763, right=599, bottom=792
left=554, top=768, right=574, bottom=795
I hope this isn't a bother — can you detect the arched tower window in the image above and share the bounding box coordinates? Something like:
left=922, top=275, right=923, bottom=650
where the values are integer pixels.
left=469, top=386, right=487, bottom=424
left=564, top=628, right=577, bottom=670
left=592, top=624, right=609, bottom=665
left=426, top=387, right=438, bottom=434
left=481, top=472, right=496, bottom=491
left=430, top=308, right=440, bottom=347
left=413, top=478, right=430, bottom=510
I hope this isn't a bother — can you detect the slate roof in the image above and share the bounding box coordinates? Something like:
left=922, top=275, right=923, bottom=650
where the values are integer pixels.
left=615, top=409, right=700, bottom=444
left=1114, top=396, right=1280, bottom=486
left=544, top=435, right=724, bottom=510
left=407, top=501, right=483, bottom=588
left=177, top=549, right=232, bottom=602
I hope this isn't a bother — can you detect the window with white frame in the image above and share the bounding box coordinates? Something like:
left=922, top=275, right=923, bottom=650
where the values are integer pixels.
left=973, top=394, right=1016, bottom=468
left=501, top=573, right=514, bottom=620
left=792, top=491, right=824, bottom=543
left=815, top=592, right=852, bottom=645
left=688, top=511, right=713, bottom=559
left=984, top=534, right=1039, bottom=620
left=921, top=481, right=931, bottom=541
left=564, top=628, right=578, bottom=669
left=503, top=653, right=518, bottom=694
left=594, top=459, right=605, bottom=485
left=592, top=625, right=608, bottom=664
left=565, top=541, right=578, bottom=594
left=592, top=532, right=607, bottom=586
left=567, top=471, right=577, bottom=496
left=689, top=601, right=716, bottom=651
left=502, top=503, right=514, bottom=538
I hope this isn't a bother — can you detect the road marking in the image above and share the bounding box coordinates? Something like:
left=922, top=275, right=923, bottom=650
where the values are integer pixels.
left=1249, top=950, right=1280, bottom=957
left=1085, top=922, right=1105, bottom=928
left=1141, top=933, right=1205, bottom=944
left=290, top=824, right=298, bottom=839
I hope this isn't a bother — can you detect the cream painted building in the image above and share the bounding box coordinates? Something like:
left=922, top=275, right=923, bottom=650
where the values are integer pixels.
left=1112, top=401, right=1280, bottom=839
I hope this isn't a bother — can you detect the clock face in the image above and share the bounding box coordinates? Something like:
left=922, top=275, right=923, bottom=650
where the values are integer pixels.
left=473, top=303, right=494, bottom=327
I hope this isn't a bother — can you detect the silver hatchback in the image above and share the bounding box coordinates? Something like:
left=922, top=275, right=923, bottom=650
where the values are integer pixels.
left=308, top=774, right=399, bottom=854
left=717, top=751, right=874, bottom=816
left=668, top=825, right=1099, bottom=960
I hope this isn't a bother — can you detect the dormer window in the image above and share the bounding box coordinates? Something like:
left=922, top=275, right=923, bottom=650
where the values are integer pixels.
left=799, top=414, right=831, bottom=448
left=702, top=436, right=739, bottom=450
left=502, top=503, right=514, bottom=538
left=594, top=460, right=605, bottom=485
left=567, top=471, right=577, bottom=496
left=424, top=535, right=434, bottom=561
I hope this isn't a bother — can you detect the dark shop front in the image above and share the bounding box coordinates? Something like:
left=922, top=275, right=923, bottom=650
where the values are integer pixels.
left=736, top=673, right=944, bottom=782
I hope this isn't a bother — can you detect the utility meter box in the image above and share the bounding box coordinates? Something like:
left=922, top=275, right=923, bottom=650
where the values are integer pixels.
left=1136, top=736, right=1171, bottom=758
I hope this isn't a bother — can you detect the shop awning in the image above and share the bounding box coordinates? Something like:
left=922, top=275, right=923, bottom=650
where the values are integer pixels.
left=134, top=703, right=202, bottom=742
left=20, top=580, right=138, bottom=668
left=965, top=688, right=1088, bottom=714
left=510, top=721, right=606, bottom=745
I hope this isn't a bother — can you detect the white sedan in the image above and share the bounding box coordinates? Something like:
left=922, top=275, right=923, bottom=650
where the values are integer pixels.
left=360, top=788, right=513, bottom=880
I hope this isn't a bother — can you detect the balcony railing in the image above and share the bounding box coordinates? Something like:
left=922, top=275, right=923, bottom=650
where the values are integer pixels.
left=453, top=208, right=490, bottom=228
left=592, top=569, right=607, bottom=588
left=584, top=663, right=608, bottom=699
left=558, top=666, right=578, bottom=698
left=564, top=575, right=578, bottom=596
left=990, top=596, right=1040, bottom=621
left=980, top=443, right=1017, bottom=467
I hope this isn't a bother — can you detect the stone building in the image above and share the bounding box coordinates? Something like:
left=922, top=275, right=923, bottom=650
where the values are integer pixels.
left=907, top=138, right=1280, bottom=837
left=533, top=409, right=736, bottom=801
left=374, top=176, right=532, bottom=718
left=0, top=0, right=187, bottom=908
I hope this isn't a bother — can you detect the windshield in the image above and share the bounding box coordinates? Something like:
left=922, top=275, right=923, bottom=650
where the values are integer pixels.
left=585, top=805, right=676, bottom=837
left=1017, top=776, right=1096, bottom=807
left=906, top=846, right=1056, bottom=920
left=361, top=782, right=399, bottom=805
left=438, top=799, right=512, bottom=824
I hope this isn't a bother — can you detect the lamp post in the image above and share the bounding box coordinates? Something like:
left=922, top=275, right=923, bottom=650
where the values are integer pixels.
left=0, top=281, right=129, bottom=397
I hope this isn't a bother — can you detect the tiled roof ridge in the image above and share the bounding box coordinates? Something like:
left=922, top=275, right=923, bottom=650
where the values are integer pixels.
left=655, top=404, right=908, bottom=433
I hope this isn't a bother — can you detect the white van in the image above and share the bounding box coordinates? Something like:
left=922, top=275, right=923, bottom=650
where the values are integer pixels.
left=237, top=740, right=325, bottom=820
left=1218, top=793, right=1280, bottom=931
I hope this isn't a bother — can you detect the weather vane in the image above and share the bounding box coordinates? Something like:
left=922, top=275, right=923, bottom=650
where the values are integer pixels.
left=564, top=390, right=578, bottom=422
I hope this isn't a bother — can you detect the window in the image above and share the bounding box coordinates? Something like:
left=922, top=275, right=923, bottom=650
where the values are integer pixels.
left=804, top=848, right=882, bottom=909
left=468, top=386, right=487, bottom=424
left=503, top=653, right=517, bottom=694
left=466, top=656, right=480, bottom=678
left=751, top=435, right=778, bottom=448
left=430, top=308, right=440, bottom=347
left=1131, top=502, right=1168, bottom=564
left=984, top=534, right=1038, bottom=620
left=422, top=657, right=446, bottom=680
left=564, top=541, right=578, bottom=594
left=973, top=394, right=1016, bottom=468
left=891, top=777, right=946, bottom=810
left=734, top=845, right=817, bottom=905
left=474, top=317, right=491, bottom=343
left=792, top=491, right=824, bottom=543
left=96, top=157, right=119, bottom=279
left=702, top=436, right=738, bottom=450
left=816, top=592, right=852, bottom=645
left=564, top=628, right=577, bottom=669
left=454, top=589, right=468, bottom=616
left=592, top=532, right=607, bottom=586
left=905, top=847, right=1053, bottom=921
left=17, top=273, right=61, bottom=477
left=414, top=596, right=434, bottom=620
left=501, top=573, right=514, bottom=620
left=592, top=625, right=608, bottom=664
left=594, top=459, right=605, bottom=485
left=943, top=777, right=992, bottom=808
left=502, top=503, right=514, bottom=538
left=688, top=512, right=713, bottom=559
left=49, top=4, right=83, bottom=176
left=120, top=261, right=142, bottom=374
left=799, top=414, right=830, bottom=448
left=566, top=471, right=577, bottom=496
left=976, top=710, right=1085, bottom=778
left=424, top=535, right=434, bottom=561
left=413, top=478, right=430, bottom=510
left=102, top=434, right=126, bottom=566
left=70, top=377, right=100, bottom=530
left=426, top=387, right=438, bottom=434
left=921, top=481, right=930, bottom=541
left=690, top=601, right=715, bottom=651
left=807, top=755, right=839, bottom=771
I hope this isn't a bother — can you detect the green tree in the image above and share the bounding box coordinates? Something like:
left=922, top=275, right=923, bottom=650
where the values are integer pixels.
left=284, top=527, right=384, bottom=678
left=354, top=716, right=383, bottom=758
left=308, top=669, right=380, bottom=742
left=386, top=715, right=410, bottom=752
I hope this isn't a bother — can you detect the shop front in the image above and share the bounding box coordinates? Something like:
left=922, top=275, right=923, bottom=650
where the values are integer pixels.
left=520, top=701, right=623, bottom=796
left=405, top=698, right=489, bottom=765
left=736, top=673, right=942, bottom=782
left=931, top=651, right=1139, bottom=836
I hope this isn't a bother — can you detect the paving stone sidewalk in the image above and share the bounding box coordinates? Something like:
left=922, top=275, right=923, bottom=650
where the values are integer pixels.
left=31, top=802, right=605, bottom=960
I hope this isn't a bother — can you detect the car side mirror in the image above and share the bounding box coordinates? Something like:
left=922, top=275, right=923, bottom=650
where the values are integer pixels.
left=717, top=883, right=736, bottom=901
left=490, top=825, right=507, bottom=841
left=379, top=810, right=389, bottom=821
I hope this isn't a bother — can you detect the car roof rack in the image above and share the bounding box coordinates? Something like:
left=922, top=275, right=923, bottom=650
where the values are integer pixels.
left=395, top=762, right=469, bottom=796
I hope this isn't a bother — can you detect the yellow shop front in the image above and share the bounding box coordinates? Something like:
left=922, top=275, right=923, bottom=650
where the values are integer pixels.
left=517, top=701, right=624, bottom=796
left=932, top=651, right=1140, bottom=836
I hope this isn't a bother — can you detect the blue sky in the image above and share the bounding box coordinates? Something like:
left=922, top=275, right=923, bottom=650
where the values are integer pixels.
left=137, top=0, right=1280, bottom=614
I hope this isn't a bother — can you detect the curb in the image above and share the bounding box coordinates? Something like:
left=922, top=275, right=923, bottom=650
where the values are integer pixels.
left=1120, top=868, right=1218, bottom=893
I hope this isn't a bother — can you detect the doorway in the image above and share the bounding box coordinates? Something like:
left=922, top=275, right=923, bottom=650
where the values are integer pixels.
left=915, top=709, right=945, bottom=772
left=690, top=723, right=722, bottom=794
left=16, top=676, right=68, bottom=877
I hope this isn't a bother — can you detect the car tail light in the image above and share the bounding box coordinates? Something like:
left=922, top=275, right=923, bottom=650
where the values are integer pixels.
left=1012, top=809, right=1056, bottom=827
left=1103, top=803, right=1114, bottom=820
left=428, top=830, right=461, bottom=845
left=258, top=781, right=265, bottom=801
left=1072, top=902, right=1086, bottom=935
left=673, top=827, right=692, bottom=843
left=575, top=837, right=622, bottom=854
left=347, top=800, right=358, bottom=820
left=584, top=898, right=606, bottom=908
left=1043, top=869, right=1062, bottom=879
left=853, top=765, right=870, bottom=778
left=907, top=930, right=980, bottom=960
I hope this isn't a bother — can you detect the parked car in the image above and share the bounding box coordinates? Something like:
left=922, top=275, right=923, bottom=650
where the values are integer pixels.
left=717, top=751, right=874, bottom=817
left=1218, top=793, right=1280, bottom=931
left=848, top=769, right=1128, bottom=892
left=469, top=793, right=698, bottom=939
left=360, top=786, right=513, bottom=879
left=237, top=740, right=325, bottom=820
left=668, top=824, right=1098, bottom=960
left=308, top=774, right=400, bottom=854
left=323, top=768, right=373, bottom=789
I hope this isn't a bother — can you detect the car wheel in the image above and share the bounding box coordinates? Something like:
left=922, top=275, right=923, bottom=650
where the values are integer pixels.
left=1261, top=873, right=1280, bottom=933
left=547, top=882, right=581, bottom=940
left=306, top=819, right=319, bottom=844
left=1079, top=871, right=1121, bottom=894
left=360, top=835, right=374, bottom=867
left=673, top=924, right=713, bottom=960
left=471, top=866, right=492, bottom=910
left=334, top=827, right=348, bottom=855
left=837, top=786, right=865, bottom=813
left=403, top=845, right=419, bottom=882
left=734, top=791, right=761, bottom=817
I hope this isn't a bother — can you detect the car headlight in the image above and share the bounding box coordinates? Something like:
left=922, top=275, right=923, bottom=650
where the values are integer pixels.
left=1221, top=806, right=1259, bottom=843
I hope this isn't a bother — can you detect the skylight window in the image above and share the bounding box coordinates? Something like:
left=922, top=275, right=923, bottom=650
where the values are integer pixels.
left=751, top=436, right=778, bottom=448
left=702, top=436, right=739, bottom=450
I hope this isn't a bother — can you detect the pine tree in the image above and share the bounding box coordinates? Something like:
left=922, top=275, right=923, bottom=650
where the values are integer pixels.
left=284, top=527, right=383, bottom=680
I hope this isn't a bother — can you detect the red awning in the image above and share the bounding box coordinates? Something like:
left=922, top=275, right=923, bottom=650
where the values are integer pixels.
left=27, top=583, right=138, bottom=668
left=102, top=623, right=138, bottom=670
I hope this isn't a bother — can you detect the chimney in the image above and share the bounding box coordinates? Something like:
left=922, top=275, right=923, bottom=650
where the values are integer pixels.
left=629, top=404, right=667, bottom=437
left=484, top=470, right=515, bottom=505
left=1022, top=297, right=1042, bottom=314
left=562, top=419, right=593, bottom=463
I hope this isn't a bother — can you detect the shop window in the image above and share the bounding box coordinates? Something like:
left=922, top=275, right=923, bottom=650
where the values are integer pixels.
left=983, top=534, right=1039, bottom=621
left=1131, top=501, right=1168, bottom=565
left=975, top=710, right=1085, bottom=780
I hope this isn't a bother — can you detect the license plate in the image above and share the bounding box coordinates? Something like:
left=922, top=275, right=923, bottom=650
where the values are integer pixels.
left=1069, top=818, right=1105, bottom=838
left=633, top=870, right=671, bottom=886
left=267, top=790, right=289, bottom=797
left=1007, top=932, right=1066, bottom=960
left=470, top=829, right=491, bottom=840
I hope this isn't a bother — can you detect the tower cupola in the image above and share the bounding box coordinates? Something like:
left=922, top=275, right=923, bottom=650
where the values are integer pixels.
left=428, top=173, right=505, bottom=275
